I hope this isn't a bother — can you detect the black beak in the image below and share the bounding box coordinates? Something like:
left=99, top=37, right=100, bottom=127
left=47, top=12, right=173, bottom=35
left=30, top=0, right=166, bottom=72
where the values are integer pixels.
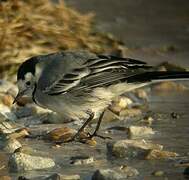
left=13, top=90, right=26, bottom=104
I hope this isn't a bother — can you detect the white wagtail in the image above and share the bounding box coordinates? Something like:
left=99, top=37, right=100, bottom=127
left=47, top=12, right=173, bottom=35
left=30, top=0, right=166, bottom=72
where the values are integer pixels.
left=13, top=50, right=189, bottom=140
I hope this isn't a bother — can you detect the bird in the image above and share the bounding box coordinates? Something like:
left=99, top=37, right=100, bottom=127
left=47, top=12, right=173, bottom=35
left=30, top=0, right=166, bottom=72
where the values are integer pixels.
left=14, top=50, right=189, bottom=141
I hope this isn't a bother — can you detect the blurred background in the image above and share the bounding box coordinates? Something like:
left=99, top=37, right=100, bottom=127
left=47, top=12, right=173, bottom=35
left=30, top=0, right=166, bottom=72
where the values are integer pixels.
left=65, top=0, right=189, bottom=65
left=0, top=0, right=189, bottom=80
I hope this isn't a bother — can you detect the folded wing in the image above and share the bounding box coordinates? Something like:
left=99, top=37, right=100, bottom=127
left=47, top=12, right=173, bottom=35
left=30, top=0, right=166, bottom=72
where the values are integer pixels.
left=42, top=55, right=152, bottom=95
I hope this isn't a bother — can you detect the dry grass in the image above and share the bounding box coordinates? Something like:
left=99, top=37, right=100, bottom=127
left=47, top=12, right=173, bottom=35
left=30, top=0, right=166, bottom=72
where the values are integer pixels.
left=0, top=0, right=121, bottom=79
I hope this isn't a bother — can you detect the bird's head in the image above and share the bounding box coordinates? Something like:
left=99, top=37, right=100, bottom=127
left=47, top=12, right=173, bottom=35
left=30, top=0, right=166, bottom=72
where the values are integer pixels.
left=13, top=57, right=40, bottom=104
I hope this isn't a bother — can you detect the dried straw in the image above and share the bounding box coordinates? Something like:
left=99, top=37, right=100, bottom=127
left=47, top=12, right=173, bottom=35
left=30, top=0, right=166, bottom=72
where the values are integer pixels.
left=0, top=0, right=120, bottom=79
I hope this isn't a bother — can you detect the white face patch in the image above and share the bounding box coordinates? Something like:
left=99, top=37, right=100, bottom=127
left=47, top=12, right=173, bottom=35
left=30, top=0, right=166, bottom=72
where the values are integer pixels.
left=35, top=63, right=43, bottom=81
left=25, top=72, right=33, bottom=81
left=17, top=72, right=34, bottom=92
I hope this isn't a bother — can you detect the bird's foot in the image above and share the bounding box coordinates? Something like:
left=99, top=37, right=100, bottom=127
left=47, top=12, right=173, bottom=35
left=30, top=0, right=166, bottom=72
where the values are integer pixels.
left=61, top=131, right=111, bottom=144
left=66, top=130, right=90, bottom=143
left=87, top=132, right=112, bottom=140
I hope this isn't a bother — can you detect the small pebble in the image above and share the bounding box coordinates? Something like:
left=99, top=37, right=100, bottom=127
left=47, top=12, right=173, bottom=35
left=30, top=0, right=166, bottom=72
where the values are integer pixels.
left=152, top=170, right=165, bottom=176
left=0, top=104, right=17, bottom=121
left=0, top=121, right=16, bottom=134
left=2, top=138, right=22, bottom=153
left=110, top=96, right=133, bottom=113
left=45, top=127, right=76, bottom=143
left=102, top=109, right=119, bottom=122
left=119, top=108, right=142, bottom=117
left=2, top=94, right=14, bottom=107
left=85, top=139, right=97, bottom=146
left=135, top=89, right=148, bottom=100
left=153, top=81, right=187, bottom=91
left=142, top=116, right=154, bottom=125
left=145, top=149, right=178, bottom=160
left=8, top=128, right=30, bottom=139
left=52, top=144, right=61, bottom=149
left=128, top=126, right=154, bottom=138
left=70, top=156, right=94, bottom=165
left=120, top=165, right=139, bottom=177
left=171, top=112, right=180, bottom=119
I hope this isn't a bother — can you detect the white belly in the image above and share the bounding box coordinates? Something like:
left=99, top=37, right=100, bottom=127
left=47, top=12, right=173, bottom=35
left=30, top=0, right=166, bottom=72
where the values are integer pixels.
left=34, top=88, right=112, bottom=121
left=34, top=82, right=148, bottom=121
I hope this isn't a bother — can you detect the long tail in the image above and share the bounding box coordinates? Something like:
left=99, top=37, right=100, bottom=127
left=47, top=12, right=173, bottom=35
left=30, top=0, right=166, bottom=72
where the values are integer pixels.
left=127, top=71, right=189, bottom=83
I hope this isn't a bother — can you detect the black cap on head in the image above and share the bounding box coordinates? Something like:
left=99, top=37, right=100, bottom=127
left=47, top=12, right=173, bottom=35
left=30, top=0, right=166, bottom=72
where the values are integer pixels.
left=17, top=57, right=39, bottom=80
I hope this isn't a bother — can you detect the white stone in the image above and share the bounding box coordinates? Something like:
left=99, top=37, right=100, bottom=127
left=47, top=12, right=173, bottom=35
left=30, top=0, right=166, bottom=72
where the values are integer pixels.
left=107, top=139, right=163, bottom=158
left=128, top=126, right=155, bottom=138
left=0, top=104, right=17, bottom=121
left=2, top=138, right=22, bottom=153
left=9, top=152, right=55, bottom=172
left=70, top=156, right=94, bottom=165
left=92, top=169, right=128, bottom=180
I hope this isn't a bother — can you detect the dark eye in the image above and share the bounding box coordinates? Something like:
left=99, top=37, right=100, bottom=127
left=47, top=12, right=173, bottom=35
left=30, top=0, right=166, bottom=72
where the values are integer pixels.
left=26, top=81, right=31, bottom=86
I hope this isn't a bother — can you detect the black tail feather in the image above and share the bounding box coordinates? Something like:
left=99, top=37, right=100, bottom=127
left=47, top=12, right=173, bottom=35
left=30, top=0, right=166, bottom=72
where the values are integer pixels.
left=127, top=71, right=189, bottom=83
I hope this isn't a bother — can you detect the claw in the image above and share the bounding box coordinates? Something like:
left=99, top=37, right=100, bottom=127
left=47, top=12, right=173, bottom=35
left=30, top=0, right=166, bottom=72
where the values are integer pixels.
left=88, top=132, right=112, bottom=140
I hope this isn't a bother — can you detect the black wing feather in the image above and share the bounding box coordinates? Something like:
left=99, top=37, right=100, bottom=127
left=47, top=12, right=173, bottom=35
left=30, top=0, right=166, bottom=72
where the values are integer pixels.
left=44, top=55, right=151, bottom=95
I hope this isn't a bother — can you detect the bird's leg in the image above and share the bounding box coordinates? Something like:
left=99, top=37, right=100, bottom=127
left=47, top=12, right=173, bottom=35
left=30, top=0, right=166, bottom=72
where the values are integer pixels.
left=70, top=111, right=94, bottom=141
left=88, top=110, right=112, bottom=139
left=88, top=110, right=104, bottom=138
